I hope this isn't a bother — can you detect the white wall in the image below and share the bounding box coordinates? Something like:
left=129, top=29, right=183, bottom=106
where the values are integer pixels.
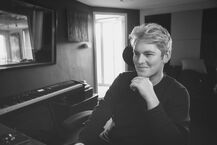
left=170, top=10, right=202, bottom=65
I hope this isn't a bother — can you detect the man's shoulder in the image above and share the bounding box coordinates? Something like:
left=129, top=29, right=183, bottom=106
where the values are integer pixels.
left=119, top=71, right=137, bottom=78
left=164, top=74, right=187, bottom=90
left=114, top=71, right=137, bottom=85
left=163, top=74, right=190, bottom=106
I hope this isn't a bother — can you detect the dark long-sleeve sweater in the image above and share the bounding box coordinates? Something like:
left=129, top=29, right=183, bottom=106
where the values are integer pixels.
left=78, top=71, right=190, bottom=145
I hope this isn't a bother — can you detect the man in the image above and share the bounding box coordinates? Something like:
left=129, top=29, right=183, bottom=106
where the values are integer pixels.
left=74, top=23, right=190, bottom=145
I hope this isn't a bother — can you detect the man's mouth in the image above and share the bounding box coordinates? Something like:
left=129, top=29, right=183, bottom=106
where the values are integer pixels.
left=137, top=66, right=149, bottom=69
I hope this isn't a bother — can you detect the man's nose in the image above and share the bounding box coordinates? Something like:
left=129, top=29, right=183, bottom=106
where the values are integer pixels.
left=137, top=54, right=146, bottom=64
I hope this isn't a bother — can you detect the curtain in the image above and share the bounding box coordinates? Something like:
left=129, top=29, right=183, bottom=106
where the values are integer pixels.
left=200, top=7, right=217, bottom=86
left=200, top=8, right=217, bottom=68
left=28, top=10, right=44, bottom=51
left=32, top=10, right=44, bottom=51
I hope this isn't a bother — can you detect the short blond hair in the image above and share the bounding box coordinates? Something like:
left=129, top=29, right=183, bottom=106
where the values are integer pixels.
left=129, top=23, right=172, bottom=55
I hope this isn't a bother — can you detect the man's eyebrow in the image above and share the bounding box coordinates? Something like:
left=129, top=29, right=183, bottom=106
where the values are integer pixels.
left=134, top=50, right=155, bottom=53
left=143, top=50, right=155, bottom=53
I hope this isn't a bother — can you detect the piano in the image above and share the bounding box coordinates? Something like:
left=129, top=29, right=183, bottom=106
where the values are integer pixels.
left=0, top=80, right=98, bottom=145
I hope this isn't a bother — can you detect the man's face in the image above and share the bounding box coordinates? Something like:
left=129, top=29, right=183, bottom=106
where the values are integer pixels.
left=133, top=41, right=165, bottom=78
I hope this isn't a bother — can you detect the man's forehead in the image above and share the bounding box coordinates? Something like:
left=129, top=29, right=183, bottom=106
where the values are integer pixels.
left=134, top=43, right=160, bottom=53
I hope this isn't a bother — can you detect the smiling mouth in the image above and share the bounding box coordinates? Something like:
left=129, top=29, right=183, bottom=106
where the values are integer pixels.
left=137, top=67, right=149, bottom=70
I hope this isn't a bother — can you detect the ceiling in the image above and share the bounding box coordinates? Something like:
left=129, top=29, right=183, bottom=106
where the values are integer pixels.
left=76, top=0, right=217, bottom=10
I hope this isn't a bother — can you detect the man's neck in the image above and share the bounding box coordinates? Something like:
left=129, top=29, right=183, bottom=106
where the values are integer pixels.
left=150, top=72, right=164, bottom=86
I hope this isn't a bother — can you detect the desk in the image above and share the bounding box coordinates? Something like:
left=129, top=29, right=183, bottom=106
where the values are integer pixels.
left=0, top=123, right=46, bottom=145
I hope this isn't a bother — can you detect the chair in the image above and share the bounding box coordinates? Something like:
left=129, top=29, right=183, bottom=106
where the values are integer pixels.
left=122, top=45, right=134, bottom=69
left=178, top=58, right=209, bottom=98
left=60, top=94, right=98, bottom=145
left=62, top=110, right=93, bottom=145
left=181, top=58, right=207, bottom=74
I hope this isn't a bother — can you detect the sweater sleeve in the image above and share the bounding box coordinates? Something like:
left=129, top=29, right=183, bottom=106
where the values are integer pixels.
left=77, top=74, right=122, bottom=145
left=144, top=87, right=190, bottom=145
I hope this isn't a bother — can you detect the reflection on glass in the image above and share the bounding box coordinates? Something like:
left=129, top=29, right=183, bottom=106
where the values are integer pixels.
left=0, top=0, right=56, bottom=70
left=0, top=10, right=33, bottom=65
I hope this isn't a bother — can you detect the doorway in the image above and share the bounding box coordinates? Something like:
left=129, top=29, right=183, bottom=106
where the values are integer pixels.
left=94, top=12, right=127, bottom=98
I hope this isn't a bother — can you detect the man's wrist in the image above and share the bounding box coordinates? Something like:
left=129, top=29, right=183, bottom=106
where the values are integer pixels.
left=146, top=95, right=160, bottom=110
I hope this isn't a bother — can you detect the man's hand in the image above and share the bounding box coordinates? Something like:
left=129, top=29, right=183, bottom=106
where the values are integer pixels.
left=130, top=77, right=159, bottom=110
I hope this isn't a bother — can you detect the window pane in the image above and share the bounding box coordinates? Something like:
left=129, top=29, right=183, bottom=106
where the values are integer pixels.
left=10, top=33, right=22, bottom=62
left=0, top=34, right=7, bottom=64
left=96, top=23, right=102, bottom=84
left=22, top=29, right=33, bottom=60
left=103, top=21, right=115, bottom=84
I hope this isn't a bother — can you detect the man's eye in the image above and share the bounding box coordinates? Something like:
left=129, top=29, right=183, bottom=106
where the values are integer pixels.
left=145, top=54, right=153, bottom=56
left=134, top=52, right=139, bottom=56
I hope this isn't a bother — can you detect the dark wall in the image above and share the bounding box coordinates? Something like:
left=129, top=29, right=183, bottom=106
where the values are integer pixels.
left=145, top=13, right=171, bottom=33
left=0, top=0, right=140, bottom=98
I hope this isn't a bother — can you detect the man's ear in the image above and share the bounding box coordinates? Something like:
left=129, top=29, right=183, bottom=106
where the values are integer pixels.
left=163, top=50, right=171, bottom=63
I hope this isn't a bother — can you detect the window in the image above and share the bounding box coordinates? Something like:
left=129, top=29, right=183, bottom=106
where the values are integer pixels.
left=0, top=29, right=33, bottom=65
left=94, top=13, right=127, bottom=97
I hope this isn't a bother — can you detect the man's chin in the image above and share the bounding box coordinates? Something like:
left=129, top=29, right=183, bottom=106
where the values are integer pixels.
left=136, top=71, right=150, bottom=78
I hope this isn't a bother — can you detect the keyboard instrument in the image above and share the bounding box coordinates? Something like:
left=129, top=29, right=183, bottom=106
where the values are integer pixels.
left=0, top=80, right=84, bottom=115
